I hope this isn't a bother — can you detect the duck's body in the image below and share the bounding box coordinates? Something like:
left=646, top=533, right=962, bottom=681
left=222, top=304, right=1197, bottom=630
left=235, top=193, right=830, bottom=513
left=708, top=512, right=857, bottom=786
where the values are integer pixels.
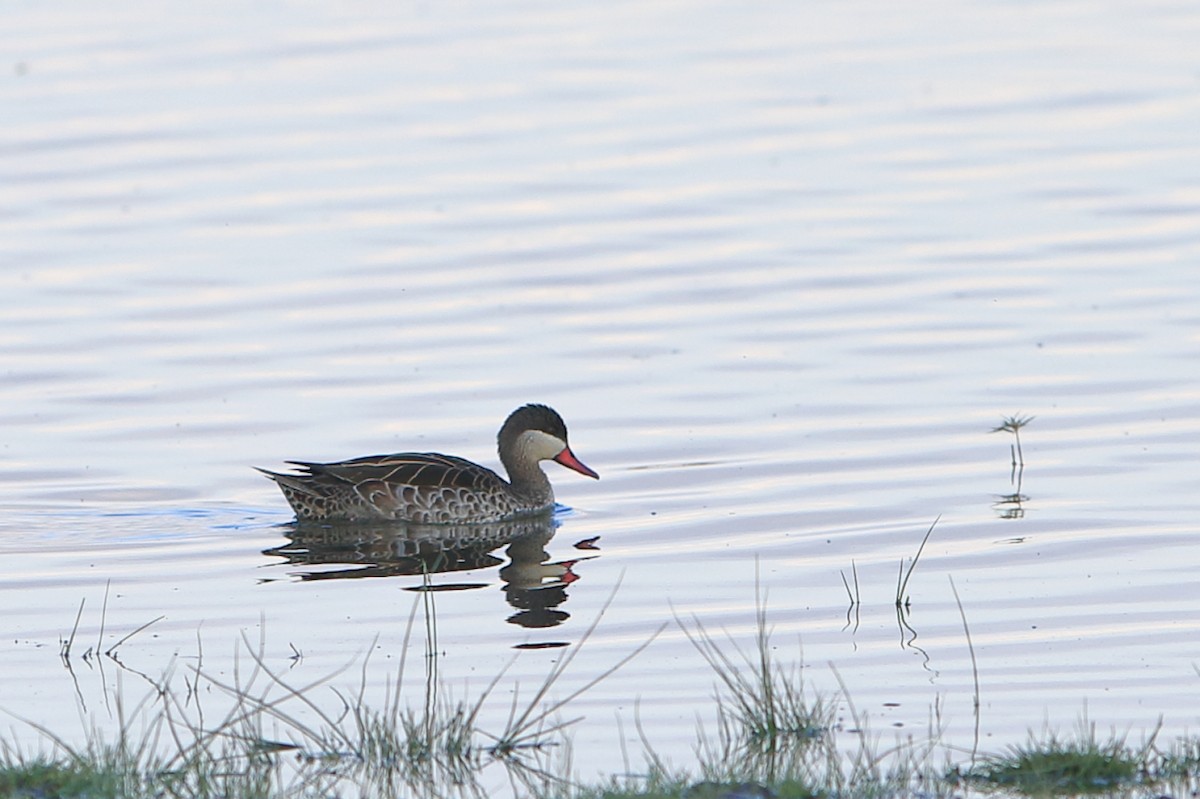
left=258, top=404, right=597, bottom=524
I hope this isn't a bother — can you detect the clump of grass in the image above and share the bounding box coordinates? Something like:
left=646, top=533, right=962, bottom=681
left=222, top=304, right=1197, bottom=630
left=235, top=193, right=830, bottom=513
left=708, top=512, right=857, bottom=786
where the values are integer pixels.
left=961, top=722, right=1143, bottom=795
left=669, top=577, right=956, bottom=799
left=677, top=593, right=832, bottom=757
left=566, top=765, right=689, bottom=799
left=0, top=757, right=130, bottom=799
left=569, top=771, right=815, bottom=799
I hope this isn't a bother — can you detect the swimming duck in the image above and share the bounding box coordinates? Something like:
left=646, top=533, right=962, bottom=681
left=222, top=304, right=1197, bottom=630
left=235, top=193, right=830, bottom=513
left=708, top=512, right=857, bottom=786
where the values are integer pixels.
left=257, top=404, right=598, bottom=523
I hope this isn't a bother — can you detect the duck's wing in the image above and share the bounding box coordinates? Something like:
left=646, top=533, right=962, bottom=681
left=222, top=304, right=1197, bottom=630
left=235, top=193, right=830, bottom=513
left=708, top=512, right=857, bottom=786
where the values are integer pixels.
left=290, top=452, right=505, bottom=491
left=277, top=453, right=507, bottom=520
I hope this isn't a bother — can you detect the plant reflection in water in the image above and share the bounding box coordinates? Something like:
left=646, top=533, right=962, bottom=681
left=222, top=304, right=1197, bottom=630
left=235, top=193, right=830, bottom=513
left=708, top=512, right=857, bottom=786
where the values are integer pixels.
left=261, top=512, right=596, bottom=629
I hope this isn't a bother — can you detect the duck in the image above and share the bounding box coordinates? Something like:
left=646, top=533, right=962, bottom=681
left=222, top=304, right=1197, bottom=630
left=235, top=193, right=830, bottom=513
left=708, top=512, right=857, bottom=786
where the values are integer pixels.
left=257, top=404, right=598, bottom=524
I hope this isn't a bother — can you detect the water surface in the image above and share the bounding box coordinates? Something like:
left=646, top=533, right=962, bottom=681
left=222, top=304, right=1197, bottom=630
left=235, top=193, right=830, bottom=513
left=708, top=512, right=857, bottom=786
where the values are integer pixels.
left=3, top=0, right=1200, bottom=792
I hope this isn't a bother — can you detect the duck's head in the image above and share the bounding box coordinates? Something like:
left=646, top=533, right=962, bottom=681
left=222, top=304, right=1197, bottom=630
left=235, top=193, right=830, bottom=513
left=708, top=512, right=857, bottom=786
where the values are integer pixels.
left=498, top=403, right=599, bottom=479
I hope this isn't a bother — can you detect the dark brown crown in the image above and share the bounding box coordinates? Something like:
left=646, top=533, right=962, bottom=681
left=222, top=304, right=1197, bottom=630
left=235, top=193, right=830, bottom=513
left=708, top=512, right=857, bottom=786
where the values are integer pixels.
left=498, top=403, right=569, bottom=451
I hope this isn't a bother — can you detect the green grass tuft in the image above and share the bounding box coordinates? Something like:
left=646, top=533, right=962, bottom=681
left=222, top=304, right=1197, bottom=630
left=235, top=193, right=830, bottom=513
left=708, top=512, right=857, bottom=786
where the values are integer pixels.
left=0, top=758, right=129, bottom=799
left=963, top=724, right=1141, bottom=795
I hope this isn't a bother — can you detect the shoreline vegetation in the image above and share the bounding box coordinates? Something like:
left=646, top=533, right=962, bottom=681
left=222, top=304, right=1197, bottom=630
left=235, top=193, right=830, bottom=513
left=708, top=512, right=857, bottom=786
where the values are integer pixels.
left=5, top=589, right=1197, bottom=799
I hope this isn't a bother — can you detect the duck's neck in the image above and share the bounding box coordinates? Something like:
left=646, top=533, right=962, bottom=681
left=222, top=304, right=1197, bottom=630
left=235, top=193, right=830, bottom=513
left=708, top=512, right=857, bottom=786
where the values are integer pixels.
left=501, top=452, right=554, bottom=505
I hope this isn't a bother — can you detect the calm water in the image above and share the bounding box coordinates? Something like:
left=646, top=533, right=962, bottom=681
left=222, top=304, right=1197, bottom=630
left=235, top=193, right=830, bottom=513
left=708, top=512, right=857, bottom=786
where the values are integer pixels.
left=3, top=0, right=1200, bottom=792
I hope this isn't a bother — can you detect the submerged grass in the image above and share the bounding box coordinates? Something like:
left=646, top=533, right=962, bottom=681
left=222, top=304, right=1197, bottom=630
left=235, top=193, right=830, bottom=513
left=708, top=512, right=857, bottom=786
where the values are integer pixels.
left=8, top=591, right=1200, bottom=799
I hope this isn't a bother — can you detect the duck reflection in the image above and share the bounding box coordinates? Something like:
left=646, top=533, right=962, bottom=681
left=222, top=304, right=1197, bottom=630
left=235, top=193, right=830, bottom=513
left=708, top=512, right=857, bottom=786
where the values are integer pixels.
left=262, top=513, right=594, bottom=627
left=500, top=532, right=584, bottom=629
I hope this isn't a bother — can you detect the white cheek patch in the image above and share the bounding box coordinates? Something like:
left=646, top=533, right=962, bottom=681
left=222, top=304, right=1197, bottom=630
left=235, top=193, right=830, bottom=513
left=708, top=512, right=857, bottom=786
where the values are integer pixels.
left=516, top=429, right=567, bottom=461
